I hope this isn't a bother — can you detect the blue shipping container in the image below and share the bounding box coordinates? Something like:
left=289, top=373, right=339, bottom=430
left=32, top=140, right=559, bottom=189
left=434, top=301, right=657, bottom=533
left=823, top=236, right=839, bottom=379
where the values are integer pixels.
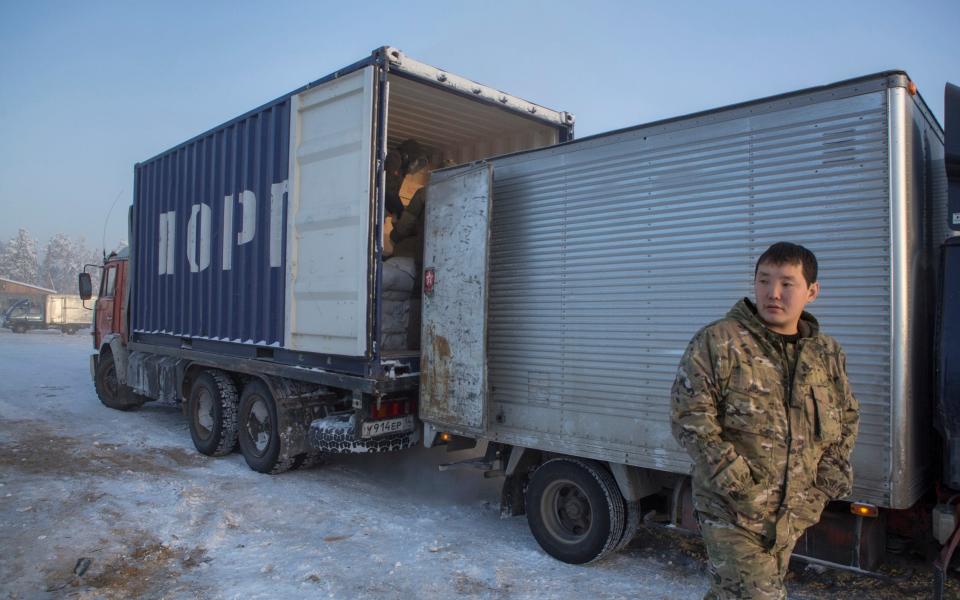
left=131, top=99, right=291, bottom=347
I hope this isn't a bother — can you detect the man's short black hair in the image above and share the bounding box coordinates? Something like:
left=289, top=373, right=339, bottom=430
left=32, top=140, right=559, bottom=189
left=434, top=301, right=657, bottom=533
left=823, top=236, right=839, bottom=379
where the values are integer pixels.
left=754, top=242, right=818, bottom=285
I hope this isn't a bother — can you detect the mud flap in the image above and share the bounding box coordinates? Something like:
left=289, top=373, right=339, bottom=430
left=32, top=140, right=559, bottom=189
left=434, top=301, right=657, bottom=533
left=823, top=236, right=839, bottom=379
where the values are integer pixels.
left=262, top=378, right=334, bottom=462
left=107, top=336, right=129, bottom=385
left=500, top=473, right=527, bottom=518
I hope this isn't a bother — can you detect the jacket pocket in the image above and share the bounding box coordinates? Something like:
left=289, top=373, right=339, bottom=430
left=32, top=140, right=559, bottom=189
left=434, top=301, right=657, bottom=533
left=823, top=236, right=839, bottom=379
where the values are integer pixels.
left=721, top=389, right=770, bottom=435
left=710, top=454, right=755, bottom=495
left=813, top=386, right=841, bottom=443
left=709, top=455, right=765, bottom=520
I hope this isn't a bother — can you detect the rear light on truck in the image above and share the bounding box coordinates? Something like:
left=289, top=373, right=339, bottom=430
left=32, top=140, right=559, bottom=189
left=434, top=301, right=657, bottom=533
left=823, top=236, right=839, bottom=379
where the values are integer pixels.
left=369, top=399, right=415, bottom=420
left=850, top=503, right=879, bottom=518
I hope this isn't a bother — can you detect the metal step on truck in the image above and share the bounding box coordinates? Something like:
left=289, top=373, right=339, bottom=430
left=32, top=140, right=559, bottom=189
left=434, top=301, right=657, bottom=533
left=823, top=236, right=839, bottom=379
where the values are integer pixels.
left=79, top=46, right=573, bottom=473
left=417, top=72, right=960, bottom=589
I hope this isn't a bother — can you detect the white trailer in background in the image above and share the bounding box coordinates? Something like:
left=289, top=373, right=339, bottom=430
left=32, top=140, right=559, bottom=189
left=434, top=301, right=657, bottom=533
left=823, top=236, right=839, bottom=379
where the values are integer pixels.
left=3, top=294, right=92, bottom=334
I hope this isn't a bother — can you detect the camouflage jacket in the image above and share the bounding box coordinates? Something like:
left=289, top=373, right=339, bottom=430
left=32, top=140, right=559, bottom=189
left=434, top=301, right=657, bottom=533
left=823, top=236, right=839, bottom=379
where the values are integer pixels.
left=670, top=298, right=859, bottom=544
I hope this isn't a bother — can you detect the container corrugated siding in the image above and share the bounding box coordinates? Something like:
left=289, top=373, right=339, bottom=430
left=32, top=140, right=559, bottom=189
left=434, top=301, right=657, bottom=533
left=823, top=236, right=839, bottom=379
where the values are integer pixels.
left=132, top=99, right=291, bottom=346
left=486, top=90, right=896, bottom=505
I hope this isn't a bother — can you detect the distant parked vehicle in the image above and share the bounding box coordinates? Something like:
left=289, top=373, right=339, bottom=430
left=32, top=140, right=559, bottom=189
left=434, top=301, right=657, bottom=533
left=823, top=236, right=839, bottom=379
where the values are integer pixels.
left=2, top=294, right=92, bottom=334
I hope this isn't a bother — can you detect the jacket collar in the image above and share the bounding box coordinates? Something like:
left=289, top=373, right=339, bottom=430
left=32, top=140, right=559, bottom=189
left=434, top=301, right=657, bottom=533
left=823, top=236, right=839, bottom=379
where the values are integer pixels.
left=726, top=297, right=820, bottom=342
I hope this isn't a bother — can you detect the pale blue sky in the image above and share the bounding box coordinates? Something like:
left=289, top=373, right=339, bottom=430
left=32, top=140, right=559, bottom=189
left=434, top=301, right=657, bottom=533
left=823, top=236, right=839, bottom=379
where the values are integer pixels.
left=1, top=0, right=957, bottom=250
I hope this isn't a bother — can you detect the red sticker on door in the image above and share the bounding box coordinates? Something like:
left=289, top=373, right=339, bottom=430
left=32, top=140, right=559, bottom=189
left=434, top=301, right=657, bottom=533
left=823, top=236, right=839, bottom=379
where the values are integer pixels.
left=424, top=268, right=436, bottom=296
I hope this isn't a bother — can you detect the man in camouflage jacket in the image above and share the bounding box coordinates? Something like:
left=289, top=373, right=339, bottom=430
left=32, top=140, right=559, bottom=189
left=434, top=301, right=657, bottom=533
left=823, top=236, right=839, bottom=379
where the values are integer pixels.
left=670, top=242, right=859, bottom=600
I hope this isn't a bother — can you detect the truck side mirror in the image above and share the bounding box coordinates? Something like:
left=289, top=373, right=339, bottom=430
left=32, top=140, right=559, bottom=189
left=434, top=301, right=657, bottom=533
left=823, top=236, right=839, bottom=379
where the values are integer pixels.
left=78, top=273, right=93, bottom=300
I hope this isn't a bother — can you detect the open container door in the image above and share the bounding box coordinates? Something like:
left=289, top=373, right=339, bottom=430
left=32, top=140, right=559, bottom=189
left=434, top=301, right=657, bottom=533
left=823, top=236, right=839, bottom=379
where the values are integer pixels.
left=286, top=67, right=376, bottom=356
left=420, top=163, right=493, bottom=436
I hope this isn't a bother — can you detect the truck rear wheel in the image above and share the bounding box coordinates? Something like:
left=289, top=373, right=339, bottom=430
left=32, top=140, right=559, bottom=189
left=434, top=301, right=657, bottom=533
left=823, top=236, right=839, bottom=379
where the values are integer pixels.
left=525, top=457, right=626, bottom=564
left=616, top=499, right=642, bottom=552
left=238, top=380, right=295, bottom=474
left=187, top=370, right=239, bottom=457
left=94, top=353, right=145, bottom=411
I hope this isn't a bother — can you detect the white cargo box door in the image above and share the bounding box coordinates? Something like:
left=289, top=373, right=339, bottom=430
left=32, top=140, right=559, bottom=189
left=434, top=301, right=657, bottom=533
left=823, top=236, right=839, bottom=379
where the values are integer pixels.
left=46, top=296, right=64, bottom=325
left=420, top=163, right=493, bottom=435
left=286, top=67, right=376, bottom=356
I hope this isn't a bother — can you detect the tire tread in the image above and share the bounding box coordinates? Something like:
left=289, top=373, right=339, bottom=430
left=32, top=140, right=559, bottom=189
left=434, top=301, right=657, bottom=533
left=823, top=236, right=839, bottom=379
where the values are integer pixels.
left=526, top=457, right=626, bottom=564
left=207, top=370, right=239, bottom=457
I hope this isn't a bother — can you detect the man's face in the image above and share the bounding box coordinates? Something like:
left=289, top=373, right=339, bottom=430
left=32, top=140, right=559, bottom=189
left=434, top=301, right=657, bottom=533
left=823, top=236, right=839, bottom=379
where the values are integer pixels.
left=753, top=260, right=819, bottom=335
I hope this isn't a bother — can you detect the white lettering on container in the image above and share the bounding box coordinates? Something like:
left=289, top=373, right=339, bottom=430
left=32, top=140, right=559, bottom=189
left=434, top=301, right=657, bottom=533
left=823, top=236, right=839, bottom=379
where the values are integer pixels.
left=222, top=195, right=234, bottom=270
left=238, top=190, right=256, bottom=245
left=187, top=203, right=211, bottom=273
left=157, top=181, right=287, bottom=277
left=157, top=211, right=176, bottom=275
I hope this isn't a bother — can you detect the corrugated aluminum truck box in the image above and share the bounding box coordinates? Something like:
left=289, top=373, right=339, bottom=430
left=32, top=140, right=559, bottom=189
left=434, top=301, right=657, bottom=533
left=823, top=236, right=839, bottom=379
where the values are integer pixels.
left=128, top=46, right=573, bottom=385
left=422, top=71, right=950, bottom=509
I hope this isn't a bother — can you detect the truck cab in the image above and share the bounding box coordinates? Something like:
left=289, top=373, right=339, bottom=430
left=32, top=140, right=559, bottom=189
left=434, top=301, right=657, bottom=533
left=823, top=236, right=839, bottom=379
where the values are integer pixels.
left=80, top=247, right=140, bottom=411
left=91, top=250, right=128, bottom=350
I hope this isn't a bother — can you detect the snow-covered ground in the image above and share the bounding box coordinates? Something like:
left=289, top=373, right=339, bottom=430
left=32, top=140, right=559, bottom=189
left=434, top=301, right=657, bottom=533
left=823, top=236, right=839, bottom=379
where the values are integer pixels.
left=0, top=330, right=949, bottom=599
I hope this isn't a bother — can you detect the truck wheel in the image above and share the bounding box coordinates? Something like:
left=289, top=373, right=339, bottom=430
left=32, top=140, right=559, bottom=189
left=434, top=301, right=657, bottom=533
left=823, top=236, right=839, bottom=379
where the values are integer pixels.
left=12, top=323, right=27, bottom=334
left=65, top=326, right=78, bottom=335
left=94, top=353, right=144, bottom=411
left=615, top=499, right=642, bottom=552
left=238, top=380, right=295, bottom=474
left=525, top=457, right=626, bottom=564
left=187, top=370, right=239, bottom=457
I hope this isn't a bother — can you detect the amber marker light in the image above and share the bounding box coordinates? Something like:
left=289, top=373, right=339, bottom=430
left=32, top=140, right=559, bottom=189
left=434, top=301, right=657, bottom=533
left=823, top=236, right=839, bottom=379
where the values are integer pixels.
left=907, top=81, right=918, bottom=96
left=439, top=432, right=452, bottom=442
left=850, top=503, right=879, bottom=518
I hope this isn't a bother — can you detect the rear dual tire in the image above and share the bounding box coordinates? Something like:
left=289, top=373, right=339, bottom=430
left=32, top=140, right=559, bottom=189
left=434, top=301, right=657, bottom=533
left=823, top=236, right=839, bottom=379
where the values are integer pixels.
left=237, top=380, right=297, bottom=474
left=525, top=457, right=629, bottom=564
left=185, top=374, right=313, bottom=474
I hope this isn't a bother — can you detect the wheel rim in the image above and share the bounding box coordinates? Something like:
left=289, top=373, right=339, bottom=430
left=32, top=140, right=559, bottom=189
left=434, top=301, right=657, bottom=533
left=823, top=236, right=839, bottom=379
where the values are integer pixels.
left=540, top=478, right=593, bottom=545
left=245, top=396, right=272, bottom=457
left=194, top=388, right=215, bottom=440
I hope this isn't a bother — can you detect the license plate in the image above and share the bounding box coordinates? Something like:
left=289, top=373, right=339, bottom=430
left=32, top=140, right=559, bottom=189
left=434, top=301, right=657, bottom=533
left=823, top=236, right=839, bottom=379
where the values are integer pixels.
left=361, top=415, right=414, bottom=439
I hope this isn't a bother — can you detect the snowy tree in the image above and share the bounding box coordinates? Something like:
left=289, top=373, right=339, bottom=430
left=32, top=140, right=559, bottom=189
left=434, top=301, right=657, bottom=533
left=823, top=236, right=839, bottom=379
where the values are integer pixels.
left=0, top=229, right=41, bottom=286
left=38, top=233, right=105, bottom=294
left=40, top=233, right=100, bottom=293
left=84, top=244, right=103, bottom=296
left=41, top=233, right=74, bottom=292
